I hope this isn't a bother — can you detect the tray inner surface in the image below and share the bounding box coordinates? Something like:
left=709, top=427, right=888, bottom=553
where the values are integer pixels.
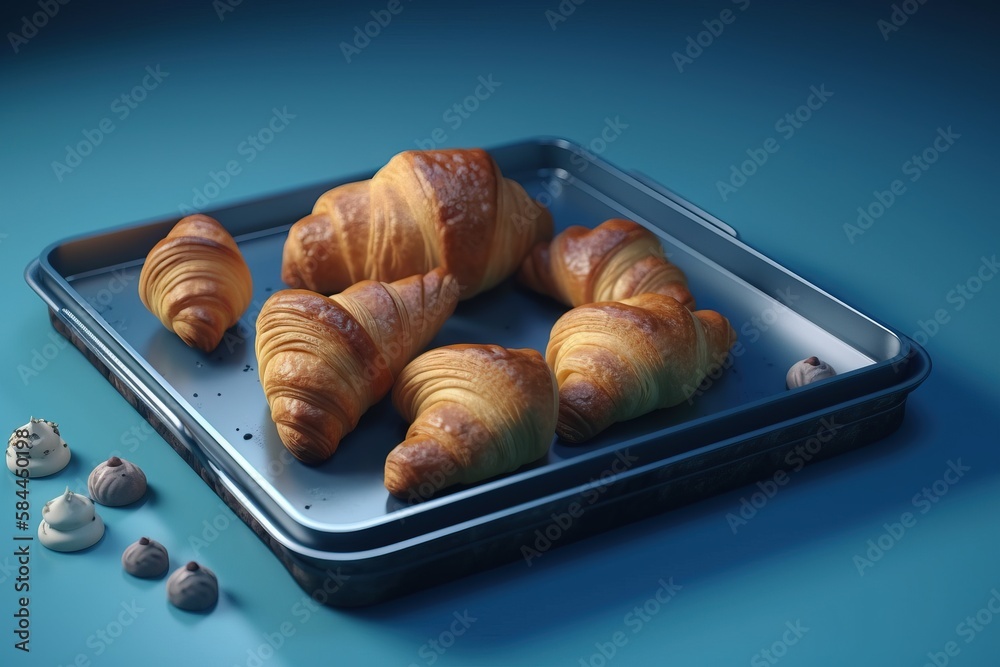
left=54, top=156, right=883, bottom=539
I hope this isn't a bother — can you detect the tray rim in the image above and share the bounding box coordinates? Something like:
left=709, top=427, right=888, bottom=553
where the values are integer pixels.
left=33, top=300, right=932, bottom=604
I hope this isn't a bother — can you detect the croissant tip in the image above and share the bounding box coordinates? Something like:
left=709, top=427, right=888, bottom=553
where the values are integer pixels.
left=274, top=422, right=336, bottom=466
left=172, top=320, right=221, bottom=353
left=383, top=469, right=411, bottom=499
left=384, top=437, right=459, bottom=500
left=555, top=414, right=594, bottom=444
left=556, top=398, right=596, bottom=443
left=383, top=458, right=421, bottom=500
left=280, top=266, right=305, bottom=289
left=424, top=267, right=459, bottom=294
left=556, top=379, right=612, bottom=444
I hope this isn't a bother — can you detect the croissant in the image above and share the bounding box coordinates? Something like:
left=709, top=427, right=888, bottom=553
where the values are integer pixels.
left=518, top=218, right=695, bottom=310
left=281, top=148, right=553, bottom=299
left=138, top=214, right=253, bottom=352
left=547, top=293, right=736, bottom=443
left=255, top=269, right=459, bottom=464
left=385, top=344, right=558, bottom=499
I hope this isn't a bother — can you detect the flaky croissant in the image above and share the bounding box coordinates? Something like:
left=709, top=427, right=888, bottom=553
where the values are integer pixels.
left=547, top=293, right=736, bottom=442
left=385, top=344, right=558, bottom=499
left=255, top=269, right=459, bottom=464
left=138, top=214, right=253, bottom=352
left=518, top=218, right=695, bottom=310
left=281, top=148, right=553, bottom=299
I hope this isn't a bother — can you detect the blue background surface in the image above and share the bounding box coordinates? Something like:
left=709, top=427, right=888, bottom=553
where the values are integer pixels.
left=2, top=1, right=998, bottom=665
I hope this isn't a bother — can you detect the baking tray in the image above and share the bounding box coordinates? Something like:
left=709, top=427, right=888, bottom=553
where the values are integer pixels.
left=26, top=137, right=930, bottom=606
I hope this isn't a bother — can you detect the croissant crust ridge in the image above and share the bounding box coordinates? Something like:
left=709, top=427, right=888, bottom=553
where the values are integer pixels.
left=255, top=269, right=459, bottom=464
left=281, top=149, right=553, bottom=299
left=385, top=344, right=558, bottom=498
left=138, top=214, right=253, bottom=352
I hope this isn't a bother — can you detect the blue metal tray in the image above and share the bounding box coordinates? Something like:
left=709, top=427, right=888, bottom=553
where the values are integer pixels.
left=26, top=138, right=930, bottom=605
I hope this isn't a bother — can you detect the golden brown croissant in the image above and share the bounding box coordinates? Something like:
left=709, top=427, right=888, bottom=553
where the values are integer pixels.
left=385, top=344, right=558, bottom=499
left=281, top=148, right=553, bottom=299
left=255, top=269, right=459, bottom=464
left=518, top=218, right=695, bottom=310
left=547, top=293, right=736, bottom=442
left=138, top=214, right=253, bottom=352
